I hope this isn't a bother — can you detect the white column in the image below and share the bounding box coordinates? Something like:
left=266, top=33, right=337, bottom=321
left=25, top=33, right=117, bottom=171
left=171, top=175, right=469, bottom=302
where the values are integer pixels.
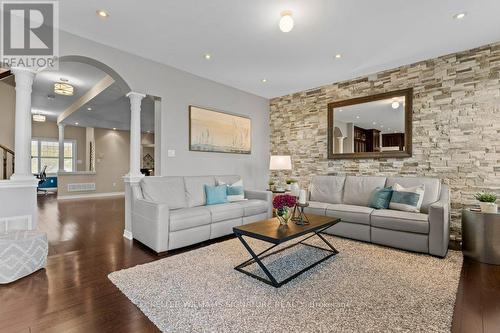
left=58, top=123, right=65, bottom=172
left=126, top=92, right=146, bottom=177
left=10, top=67, right=36, bottom=181
left=123, top=91, right=146, bottom=240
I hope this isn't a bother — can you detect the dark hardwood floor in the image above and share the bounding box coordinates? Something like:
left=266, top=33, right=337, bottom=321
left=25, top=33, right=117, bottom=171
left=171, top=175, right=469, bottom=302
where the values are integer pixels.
left=0, top=195, right=499, bottom=332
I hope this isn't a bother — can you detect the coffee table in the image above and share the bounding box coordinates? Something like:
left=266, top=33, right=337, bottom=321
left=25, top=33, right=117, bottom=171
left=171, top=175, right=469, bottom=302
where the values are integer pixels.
left=233, top=214, right=340, bottom=288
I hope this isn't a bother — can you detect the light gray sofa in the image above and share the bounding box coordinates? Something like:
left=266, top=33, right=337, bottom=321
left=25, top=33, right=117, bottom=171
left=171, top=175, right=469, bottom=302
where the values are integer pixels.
left=130, top=175, right=272, bottom=253
left=304, top=175, right=450, bottom=257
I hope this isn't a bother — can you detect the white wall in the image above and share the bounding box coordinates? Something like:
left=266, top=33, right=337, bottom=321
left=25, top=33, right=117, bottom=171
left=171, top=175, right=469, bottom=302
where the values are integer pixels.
left=59, top=31, right=270, bottom=190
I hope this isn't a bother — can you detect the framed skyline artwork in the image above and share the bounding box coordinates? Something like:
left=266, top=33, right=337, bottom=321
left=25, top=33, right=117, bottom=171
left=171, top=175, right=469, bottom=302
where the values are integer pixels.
left=189, top=106, right=251, bottom=154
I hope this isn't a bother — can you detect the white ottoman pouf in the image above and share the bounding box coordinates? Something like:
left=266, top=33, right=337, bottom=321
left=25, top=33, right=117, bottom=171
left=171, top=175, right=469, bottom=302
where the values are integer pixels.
left=0, top=230, right=48, bottom=284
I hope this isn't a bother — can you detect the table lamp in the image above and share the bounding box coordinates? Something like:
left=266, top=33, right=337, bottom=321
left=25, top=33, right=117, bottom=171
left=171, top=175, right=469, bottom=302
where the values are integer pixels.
left=269, top=155, right=292, bottom=191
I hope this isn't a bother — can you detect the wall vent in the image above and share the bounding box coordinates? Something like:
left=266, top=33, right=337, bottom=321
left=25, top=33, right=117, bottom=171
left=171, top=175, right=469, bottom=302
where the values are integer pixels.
left=67, top=183, right=96, bottom=192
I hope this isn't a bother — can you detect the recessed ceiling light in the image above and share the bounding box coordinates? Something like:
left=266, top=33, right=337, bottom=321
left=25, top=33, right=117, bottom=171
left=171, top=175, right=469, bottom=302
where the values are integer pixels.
left=372, top=121, right=377, bottom=125
left=75, top=122, right=79, bottom=125
left=146, top=130, right=151, bottom=133
left=96, top=10, right=109, bottom=18
left=356, top=115, right=360, bottom=119
left=113, top=127, right=117, bottom=130
left=87, top=107, right=92, bottom=111
left=380, top=125, right=384, bottom=128
left=204, top=53, right=211, bottom=60
left=261, top=78, right=267, bottom=83
left=391, top=101, right=400, bottom=109
left=335, top=54, right=342, bottom=59
left=453, top=12, right=466, bottom=20
left=338, top=109, right=343, bottom=112
left=388, top=128, right=391, bottom=130
left=279, top=10, right=294, bottom=33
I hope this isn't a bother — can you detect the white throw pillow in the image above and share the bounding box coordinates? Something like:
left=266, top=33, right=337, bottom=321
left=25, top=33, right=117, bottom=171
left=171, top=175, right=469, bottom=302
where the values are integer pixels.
left=217, top=179, right=245, bottom=202
left=389, top=183, right=425, bottom=213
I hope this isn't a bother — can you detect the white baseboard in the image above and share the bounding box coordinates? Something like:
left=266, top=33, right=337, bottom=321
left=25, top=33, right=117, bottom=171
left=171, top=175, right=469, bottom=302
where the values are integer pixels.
left=57, top=191, right=125, bottom=200
left=123, top=229, right=133, bottom=240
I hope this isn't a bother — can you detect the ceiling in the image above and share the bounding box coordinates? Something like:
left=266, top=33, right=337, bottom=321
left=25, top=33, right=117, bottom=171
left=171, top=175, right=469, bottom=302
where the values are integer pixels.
left=57, top=0, right=500, bottom=98
left=32, top=61, right=155, bottom=132
left=334, top=98, right=405, bottom=134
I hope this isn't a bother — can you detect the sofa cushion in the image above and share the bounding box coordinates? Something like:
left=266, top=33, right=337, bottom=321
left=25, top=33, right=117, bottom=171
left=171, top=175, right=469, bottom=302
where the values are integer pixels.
left=325, top=204, right=374, bottom=225
left=385, top=176, right=440, bottom=214
left=309, top=176, right=346, bottom=204
left=368, top=186, right=393, bottom=209
left=389, top=183, right=425, bottom=213
left=343, top=176, right=387, bottom=206
left=169, top=206, right=212, bottom=232
left=184, top=176, right=215, bottom=207
left=304, top=201, right=329, bottom=216
left=204, top=185, right=228, bottom=205
left=206, top=203, right=244, bottom=222
left=236, top=199, right=268, bottom=216
left=371, top=209, right=429, bottom=234
left=140, top=176, right=187, bottom=209
left=215, top=175, right=241, bottom=186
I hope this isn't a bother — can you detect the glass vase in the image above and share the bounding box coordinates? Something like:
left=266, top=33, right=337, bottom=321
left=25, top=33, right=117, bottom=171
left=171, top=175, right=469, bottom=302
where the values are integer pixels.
left=276, top=207, right=291, bottom=225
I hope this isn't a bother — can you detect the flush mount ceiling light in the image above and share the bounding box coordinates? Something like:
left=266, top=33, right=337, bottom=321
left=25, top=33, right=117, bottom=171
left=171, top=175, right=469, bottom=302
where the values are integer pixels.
left=453, top=12, right=466, bottom=20
left=261, top=78, right=267, bottom=83
left=87, top=107, right=92, bottom=111
left=204, top=53, right=212, bottom=60
left=96, top=10, right=109, bottom=18
left=279, top=10, right=294, bottom=33
left=54, top=82, right=74, bottom=96
left=32, top=114, right=46, bottom=122
left=335, top=54, right=342, bottom=59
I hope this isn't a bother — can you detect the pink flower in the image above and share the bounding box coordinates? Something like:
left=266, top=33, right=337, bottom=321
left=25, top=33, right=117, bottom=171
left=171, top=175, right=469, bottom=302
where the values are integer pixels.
left=273, top=194, right=297, bottom=209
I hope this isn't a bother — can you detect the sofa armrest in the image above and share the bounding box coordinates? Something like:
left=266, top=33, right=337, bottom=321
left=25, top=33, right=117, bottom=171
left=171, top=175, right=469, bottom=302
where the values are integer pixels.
left=245, top=190, right=273, bottom=218
left=428, top=184, right=450, bottom=257
left=132, top=198, right=170, bottom=253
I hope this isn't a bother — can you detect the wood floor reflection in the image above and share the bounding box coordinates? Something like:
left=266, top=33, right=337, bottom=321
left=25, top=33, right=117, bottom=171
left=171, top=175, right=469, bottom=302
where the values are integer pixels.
left=0, top=194, right=499, bottom=332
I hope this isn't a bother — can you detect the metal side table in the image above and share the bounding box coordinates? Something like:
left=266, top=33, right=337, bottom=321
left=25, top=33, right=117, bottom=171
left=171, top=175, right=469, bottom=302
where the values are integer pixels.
left=462, top=208, right=500, bottom=265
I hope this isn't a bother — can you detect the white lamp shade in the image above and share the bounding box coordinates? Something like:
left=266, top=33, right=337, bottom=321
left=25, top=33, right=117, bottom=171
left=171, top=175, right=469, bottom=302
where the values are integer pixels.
left=269, top=155, right=292, bottom=170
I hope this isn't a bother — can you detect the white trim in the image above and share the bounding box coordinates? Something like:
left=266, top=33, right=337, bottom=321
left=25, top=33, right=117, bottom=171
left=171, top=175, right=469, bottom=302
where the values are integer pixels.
left=123, top=229, right=133, bottom=240
left=0, top=179, right=38, bottom=188
left=0, top=215, right=33, bottom=232
left=57, top=191, right=124, bottom=200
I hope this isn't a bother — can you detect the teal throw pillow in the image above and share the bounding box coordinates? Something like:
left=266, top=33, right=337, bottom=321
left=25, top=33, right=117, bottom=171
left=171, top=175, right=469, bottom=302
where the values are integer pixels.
left=204, top=185, right=228, bottom=205
left=368, top=187, right=393, bottom=209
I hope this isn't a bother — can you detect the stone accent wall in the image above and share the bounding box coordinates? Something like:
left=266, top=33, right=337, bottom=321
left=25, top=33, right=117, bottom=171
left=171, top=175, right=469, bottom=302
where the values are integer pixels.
left=270, top=42, right=500, bottom=237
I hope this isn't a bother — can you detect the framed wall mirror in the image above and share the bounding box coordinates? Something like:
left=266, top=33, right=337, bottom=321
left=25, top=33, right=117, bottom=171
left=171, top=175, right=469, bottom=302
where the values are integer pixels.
left=327, top=88, right=413, bottom=159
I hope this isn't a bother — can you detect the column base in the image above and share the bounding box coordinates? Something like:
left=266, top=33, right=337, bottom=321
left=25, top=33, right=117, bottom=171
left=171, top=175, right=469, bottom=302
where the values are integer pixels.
left=9, top=174, right=38, bottom=185
left=123, top=174, right=145, bottom=183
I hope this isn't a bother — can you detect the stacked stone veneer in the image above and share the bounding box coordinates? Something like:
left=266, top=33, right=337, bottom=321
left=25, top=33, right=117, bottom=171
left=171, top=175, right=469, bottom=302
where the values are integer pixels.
left=270, top=42, right=500, bottom=237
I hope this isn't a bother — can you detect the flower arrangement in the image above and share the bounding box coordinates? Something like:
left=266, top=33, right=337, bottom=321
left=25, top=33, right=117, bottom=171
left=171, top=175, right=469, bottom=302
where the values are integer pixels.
left=273, top=194, right=297, bottom=225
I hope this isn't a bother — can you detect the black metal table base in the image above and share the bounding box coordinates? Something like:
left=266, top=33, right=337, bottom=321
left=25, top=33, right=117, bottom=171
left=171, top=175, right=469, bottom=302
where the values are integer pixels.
left=234, top=227, right=339, bottom=288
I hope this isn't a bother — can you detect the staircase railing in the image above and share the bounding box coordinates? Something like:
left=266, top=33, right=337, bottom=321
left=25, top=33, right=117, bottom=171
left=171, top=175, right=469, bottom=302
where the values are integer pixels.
left=0, top=144, right=14, bottom=180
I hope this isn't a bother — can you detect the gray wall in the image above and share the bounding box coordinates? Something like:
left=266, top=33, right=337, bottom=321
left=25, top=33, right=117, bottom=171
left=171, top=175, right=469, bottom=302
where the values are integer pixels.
left=59, top=31, right=270, bottom=190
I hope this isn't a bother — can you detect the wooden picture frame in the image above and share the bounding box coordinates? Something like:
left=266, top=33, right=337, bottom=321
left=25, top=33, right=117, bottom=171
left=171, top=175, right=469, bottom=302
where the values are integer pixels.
left=189, top=105, right=251, bottom=154
left=327, top=88, right=413, bottom=159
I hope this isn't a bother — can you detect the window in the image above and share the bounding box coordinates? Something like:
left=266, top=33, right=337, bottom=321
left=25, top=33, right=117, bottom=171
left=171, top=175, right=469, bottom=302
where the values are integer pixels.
left=31, top=138, right=76, bottom=174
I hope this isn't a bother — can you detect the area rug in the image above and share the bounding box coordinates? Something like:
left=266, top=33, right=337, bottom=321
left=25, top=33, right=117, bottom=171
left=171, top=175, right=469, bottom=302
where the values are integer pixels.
left=108, top=235, right=463, bottom=332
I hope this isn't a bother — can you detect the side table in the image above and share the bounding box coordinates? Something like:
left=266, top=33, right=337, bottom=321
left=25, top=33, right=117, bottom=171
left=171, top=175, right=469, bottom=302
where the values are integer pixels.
left=462, top=208, right=500, bottom=265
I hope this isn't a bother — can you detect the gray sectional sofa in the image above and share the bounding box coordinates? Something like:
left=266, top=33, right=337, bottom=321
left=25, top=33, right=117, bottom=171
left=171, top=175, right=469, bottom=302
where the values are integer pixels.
left=304, top=175, right=450, bottom=257
left=130, top=175, right=272, bottom=253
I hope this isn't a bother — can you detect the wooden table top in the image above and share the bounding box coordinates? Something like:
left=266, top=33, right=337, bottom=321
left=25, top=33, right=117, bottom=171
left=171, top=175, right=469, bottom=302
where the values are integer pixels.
left=233, top=214, right=340, bottom=244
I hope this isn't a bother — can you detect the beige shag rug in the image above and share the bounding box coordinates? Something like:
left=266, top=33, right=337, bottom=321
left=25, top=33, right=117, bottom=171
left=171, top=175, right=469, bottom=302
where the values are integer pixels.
left=109, top=235, right=462, bottom=333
